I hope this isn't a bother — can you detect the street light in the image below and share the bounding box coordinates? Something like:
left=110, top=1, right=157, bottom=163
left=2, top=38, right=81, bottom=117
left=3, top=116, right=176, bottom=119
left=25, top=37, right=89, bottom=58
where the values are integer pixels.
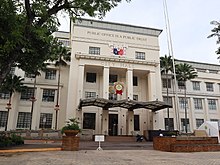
left=5, top=103, right=12, bottom=131
left=54, top=104, right=60, bottom=130
left=29, top=96, right=37, bottom=130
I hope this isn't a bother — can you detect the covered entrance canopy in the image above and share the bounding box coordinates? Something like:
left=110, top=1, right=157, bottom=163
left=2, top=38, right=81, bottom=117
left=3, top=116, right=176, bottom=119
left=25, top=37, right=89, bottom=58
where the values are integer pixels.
left=78, top=98, right=172, bottom=111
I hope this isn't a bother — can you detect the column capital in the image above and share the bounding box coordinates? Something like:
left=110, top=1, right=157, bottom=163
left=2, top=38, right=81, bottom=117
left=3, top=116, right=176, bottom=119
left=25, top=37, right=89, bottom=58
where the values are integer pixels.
left=127, top=68, right=133, bottom=71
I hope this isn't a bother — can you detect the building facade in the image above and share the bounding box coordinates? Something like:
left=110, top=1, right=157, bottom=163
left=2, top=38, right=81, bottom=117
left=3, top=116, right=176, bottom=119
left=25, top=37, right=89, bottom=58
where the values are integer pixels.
left=0, top=19, right=220, bottom=136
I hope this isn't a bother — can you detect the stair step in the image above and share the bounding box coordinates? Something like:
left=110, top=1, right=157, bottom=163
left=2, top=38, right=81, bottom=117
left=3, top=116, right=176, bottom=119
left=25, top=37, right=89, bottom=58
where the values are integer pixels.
left=105, top=136, right=136, bottom=142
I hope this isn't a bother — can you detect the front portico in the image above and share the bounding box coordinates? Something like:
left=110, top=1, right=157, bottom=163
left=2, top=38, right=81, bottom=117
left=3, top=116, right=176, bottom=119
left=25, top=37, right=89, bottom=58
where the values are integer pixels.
left=78, top=98, right=172, bottom=136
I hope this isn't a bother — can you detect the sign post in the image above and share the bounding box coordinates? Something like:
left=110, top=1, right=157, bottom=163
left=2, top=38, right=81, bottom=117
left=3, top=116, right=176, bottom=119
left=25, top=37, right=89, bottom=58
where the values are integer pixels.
left=95, top=135, right=105, bottom=151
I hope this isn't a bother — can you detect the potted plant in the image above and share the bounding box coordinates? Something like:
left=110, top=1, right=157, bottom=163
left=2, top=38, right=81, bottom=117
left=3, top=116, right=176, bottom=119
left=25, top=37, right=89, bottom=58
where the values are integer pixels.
left=61, top=118, right=81, bottom=136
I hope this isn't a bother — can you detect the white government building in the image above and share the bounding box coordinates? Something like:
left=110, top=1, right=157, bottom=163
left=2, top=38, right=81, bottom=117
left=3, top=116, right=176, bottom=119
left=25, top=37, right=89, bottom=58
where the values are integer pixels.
left=0, top=19, right=220, bottom=136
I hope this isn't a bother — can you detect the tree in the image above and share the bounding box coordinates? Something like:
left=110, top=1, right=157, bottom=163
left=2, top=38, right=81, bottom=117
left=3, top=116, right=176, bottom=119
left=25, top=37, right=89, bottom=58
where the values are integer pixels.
left=0, top=74, right=26, bottom=131
left=175, top=63, right=197, bottom=133
left=0, top=74, right=26, bottom=103
left=52, top=46, right=71, bottom=130
left=208, top=20, right=220, bottom=56
left=160, top=55, right=173, bottom=131
left=0, top=0, right=131, bottom=85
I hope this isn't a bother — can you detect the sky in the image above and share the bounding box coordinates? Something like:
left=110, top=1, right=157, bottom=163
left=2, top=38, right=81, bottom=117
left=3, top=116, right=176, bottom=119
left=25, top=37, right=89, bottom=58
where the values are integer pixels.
left=58, top=0, right=220, bottom=64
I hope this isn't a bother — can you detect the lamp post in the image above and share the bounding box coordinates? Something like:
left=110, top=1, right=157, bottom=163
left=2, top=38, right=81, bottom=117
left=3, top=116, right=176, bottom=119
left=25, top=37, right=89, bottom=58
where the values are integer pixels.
left=29, top=96, right=37, bottom=130
left=5, top=103, right=12, bottom=131
left=54, top=104, right=60, bottom=130
left=184, top=84, right=188, bottom=134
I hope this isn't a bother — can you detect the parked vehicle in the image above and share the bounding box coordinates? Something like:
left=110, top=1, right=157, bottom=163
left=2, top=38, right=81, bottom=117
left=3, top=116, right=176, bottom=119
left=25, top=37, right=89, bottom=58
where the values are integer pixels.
left=136, top=134, right=144, bottom=142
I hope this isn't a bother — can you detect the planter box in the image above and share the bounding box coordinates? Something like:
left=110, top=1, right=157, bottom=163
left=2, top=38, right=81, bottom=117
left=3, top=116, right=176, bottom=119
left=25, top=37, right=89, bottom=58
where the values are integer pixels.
left=62, top=136, right=80, bottom=151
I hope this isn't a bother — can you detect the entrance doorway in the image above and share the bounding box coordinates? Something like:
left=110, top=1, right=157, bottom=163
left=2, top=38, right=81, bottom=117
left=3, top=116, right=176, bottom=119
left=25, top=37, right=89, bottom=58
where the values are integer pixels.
left=109, top=114, right=118, bottom=136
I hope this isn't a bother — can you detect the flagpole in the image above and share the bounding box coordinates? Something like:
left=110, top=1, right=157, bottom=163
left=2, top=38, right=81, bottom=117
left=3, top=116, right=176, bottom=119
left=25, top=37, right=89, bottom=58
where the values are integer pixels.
left=163, top=0, right=180, bottom=132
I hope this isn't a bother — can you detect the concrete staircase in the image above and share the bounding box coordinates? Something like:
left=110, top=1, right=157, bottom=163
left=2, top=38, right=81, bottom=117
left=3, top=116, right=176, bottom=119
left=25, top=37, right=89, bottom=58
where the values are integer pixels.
left=105, top=136, right=136, bottom=142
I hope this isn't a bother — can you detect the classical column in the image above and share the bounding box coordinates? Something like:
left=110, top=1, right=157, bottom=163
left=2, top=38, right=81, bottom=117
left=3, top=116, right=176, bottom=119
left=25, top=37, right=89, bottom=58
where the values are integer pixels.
left=66, top=64, right=84, bottom=120
left=148, top=71, right=163, bottom=130
left=127, top=110, right=134, bottom=135
left=102, top=109, right=109, bottom=135
left=204, top=98, right=210, bottom=121
left=103, top=66, right=109, bottom=99
left=147, top=71, right=156, bottom=101
left=126, top=68, right=133, bottom=100
left=77, top=64, right=85, bottom=100
left=102, top=66, right=109, bottom=134
left=189, top=97, right=195, bottom=131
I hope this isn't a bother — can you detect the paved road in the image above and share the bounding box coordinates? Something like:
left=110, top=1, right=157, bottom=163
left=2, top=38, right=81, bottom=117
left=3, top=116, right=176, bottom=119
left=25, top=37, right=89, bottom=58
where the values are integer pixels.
left=1, top=149, right=220, bottom=165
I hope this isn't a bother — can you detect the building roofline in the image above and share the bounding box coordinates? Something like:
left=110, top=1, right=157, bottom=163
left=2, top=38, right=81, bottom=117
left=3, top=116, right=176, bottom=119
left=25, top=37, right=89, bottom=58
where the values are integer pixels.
left=175, top=59, right=219, bottom=67
left=73, top=18, right=162, bottom=37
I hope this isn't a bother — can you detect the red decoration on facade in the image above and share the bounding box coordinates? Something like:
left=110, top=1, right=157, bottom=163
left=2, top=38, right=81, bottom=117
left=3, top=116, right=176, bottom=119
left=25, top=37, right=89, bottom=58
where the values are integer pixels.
left=114, top=82, right=124, bottom=95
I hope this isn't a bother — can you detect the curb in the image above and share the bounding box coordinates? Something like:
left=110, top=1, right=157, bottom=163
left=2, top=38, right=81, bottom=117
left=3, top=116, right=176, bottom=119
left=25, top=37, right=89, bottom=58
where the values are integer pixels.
left=0, top=148, right=61, bottom=153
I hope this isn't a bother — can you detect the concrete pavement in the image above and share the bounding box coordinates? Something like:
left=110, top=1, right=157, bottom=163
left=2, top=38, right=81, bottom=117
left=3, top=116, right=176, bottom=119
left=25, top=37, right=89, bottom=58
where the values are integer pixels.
left=1, top=149, right=220, bottom=165
left=1, top=141, right=220, bottom=164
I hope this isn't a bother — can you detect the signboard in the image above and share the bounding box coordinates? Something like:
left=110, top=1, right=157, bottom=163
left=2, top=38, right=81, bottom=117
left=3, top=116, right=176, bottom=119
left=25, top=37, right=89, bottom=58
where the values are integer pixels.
left=95, top=135, right=105, bottom=142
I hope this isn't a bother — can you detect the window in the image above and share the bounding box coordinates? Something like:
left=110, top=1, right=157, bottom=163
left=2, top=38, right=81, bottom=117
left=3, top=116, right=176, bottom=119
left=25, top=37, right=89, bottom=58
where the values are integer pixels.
left=20, top=88, right=35, bottom=100
left=134, top=115, right=140, bottom=131
left=45, top=69, right=56, bottom=80
left=109, top=74, right=117, bottom=84
left=0, top=92, right=10, bottom=100
left=178, top=81, right=185, bottom=90
left=133, top=76, right=138, bottom=86
left=58, top=39, right=70, bottom=47
left=164, top=118, right=174, bottom=131
left=162, top=79, right=171, bottom=88
left=85, top=91, right=96, bottom=98
left=206, top=82, right=214, bottom=92
left=163, top=96, right=172, bottom=105
left=16, top=112, right=31, bottom=129
left=192, top=81, right=200, bottom=91
left=135, top=51, right=145, bottom=60
left=42, top=89, right=55, bottom=102
left=25, top=72, right=35, bottom=78
left=209, top=70, right=218, bottom=74
left=197, top=68, right=206, bottom=72
left=10, top=67, right=15, bottom=75
left=83, top=113, right=96, bottom=129
left=39, top=113, right=53, bottom=129
left=208, top=99, right=217, bottom=110
left=133, top=95, right=138, bottom=101
left=86, top=73, right=96, bottom=83
left=194, top=98, right=203, bottom=110
left=181, top=118, right=190, bottom=132
left=0, top=111, right=8, bottom=127
left=109, top=93, right=117, bottom=100
left=89, top=47, right=100, bottom=55
left=196, top=119, right=204, bottom=128
left=179, top=97, right=188, bottom=109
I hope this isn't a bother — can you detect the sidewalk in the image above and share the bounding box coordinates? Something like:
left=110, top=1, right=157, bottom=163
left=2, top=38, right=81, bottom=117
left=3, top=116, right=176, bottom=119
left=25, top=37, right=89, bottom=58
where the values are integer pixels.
left=1, top=141, right=220, bottom=165
left=0, top=140, right=153, bottom=153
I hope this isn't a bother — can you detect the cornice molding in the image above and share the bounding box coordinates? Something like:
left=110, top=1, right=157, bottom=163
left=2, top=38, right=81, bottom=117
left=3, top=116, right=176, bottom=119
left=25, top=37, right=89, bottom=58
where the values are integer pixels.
left=75, top=53, right=159, bottom=67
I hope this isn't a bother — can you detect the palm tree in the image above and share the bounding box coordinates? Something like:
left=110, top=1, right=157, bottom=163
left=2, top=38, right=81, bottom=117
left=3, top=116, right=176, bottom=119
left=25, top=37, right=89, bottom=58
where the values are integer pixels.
left=27, top=65, right=46, bottom=130
left=0, top=74, right=26, bottom=131
left=208, top=20, right=220, bottom=55
left=53, top=46, right=70, bottom=130
left=175, top=63, right=197, bottom=133
left=160, top=55, right=173, bottom=131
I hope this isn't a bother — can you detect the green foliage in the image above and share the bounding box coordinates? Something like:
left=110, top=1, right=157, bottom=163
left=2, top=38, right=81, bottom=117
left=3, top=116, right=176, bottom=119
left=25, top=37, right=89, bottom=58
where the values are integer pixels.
left=208, top=20, right=220, bottom=56
left=61, top=118, right=80, bottom=134
left=0, top=0, right=131, bottom=84
left=175, top=63, right=198, bottom=82
left=0, top=74, right=26, bottom=95
left=0, top=133, right=24, bottom=147
left=160, top=55, right=173, bottom=75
